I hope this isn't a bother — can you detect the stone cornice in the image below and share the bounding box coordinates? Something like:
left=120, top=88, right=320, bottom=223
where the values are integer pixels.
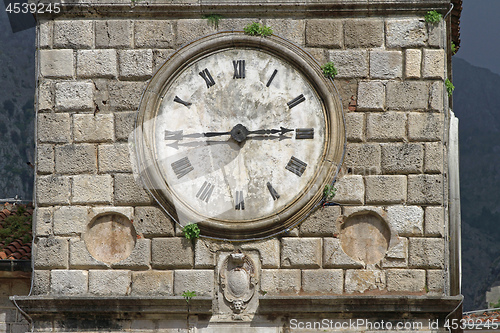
left=36, top=0, right=451, bottom=18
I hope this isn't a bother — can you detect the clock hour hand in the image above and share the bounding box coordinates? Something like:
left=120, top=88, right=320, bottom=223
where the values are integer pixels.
left=247, top=127, right=294, bottom=136
left=203, top=131, right=232, bottom=137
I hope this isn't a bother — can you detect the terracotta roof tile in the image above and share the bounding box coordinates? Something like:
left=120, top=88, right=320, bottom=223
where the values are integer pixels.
left=0, top=203, right=33, bottom=261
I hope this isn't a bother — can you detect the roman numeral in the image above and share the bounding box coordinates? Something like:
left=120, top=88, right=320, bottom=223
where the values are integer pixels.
left=174, top=96, right=192, bottom=107
left=199, top=68, right=215, bottom=88
left=285, top=156, right=307, bottom=177
left=267, top=182, right=280, bottom=201
left=196, top=181, right=214, bottom=203
left=266, top=69, right=278, bottom=87
left=235, top=191, right=245, bottom=210
left=233, top=60, right=245, bottom=79
left=287, top=94, right=306, bottom=109
left=296, top=128, right=314, bottom=139
left=171, top=157, right=193, bottom=179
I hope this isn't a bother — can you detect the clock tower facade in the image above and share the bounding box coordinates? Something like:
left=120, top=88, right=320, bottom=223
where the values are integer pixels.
left=21, top=0, right=462, bottom=331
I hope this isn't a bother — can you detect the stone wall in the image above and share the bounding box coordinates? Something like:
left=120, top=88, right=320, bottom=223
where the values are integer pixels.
left=0, top=278, right=30, bottom=333
left=28, top=0, right=460, bottom=331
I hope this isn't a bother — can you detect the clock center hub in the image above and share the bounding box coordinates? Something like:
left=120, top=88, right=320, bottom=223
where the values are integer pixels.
left=230, top=124, right=249, bottom=143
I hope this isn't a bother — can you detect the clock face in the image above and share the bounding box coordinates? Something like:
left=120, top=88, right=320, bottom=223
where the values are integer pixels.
left=136, top=33, right=344, bottom=239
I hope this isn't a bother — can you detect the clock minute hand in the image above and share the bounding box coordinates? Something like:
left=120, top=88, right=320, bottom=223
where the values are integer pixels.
left=248, top=126, right=294, bottom=136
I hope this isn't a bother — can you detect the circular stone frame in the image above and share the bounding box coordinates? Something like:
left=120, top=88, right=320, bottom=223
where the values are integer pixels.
left=135, top=32, right=345, bottom=240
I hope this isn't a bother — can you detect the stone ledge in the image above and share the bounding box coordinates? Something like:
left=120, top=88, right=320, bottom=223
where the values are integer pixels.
left=258, top=295, right=462, bottom=314
left=11, top=296, right=213, bottom=315
left=37, top=0, right=449, bottom=18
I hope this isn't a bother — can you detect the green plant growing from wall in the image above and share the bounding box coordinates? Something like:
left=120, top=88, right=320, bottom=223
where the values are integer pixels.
left=182, top=290, right=197, bottom=303
left=321, top=62, right=337, bottom=79
left=445, top=78, right=455, bottom=97
left=425, top=10, right=442, bottom=23
left=243, top=22, right=273, bottom=37
left=182, top=223, right=200, bottom=240
left=451, top=41, right=457, bottom=55
left=323, top=184, right=337, bottom=201
left=203, top=14, right=223, bottom=29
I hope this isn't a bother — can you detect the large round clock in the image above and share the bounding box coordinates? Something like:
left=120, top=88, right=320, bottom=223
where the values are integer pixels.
left=135, top=32, right=344, bottom=240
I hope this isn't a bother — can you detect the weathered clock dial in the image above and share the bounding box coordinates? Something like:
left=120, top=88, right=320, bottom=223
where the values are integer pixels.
left=135, top=32, right=344, bottom=240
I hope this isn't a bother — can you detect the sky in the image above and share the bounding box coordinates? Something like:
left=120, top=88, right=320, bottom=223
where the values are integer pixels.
left=457, top=0, right=500, bottom=75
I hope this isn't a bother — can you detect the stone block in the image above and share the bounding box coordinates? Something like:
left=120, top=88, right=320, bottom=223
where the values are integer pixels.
left=333, top=175, right=364, bottom=204
left=381, top=237, right=408, bottom=268
left=53, top=20, right=93, bottom=49
left=153, top=49, right=175, bottom=72
left=328, top=50, right=368, bottom=78
left=115, top=174, right=152, bottom=205
left=38, top=80, right=54, bottom=112
left=71, top=174, right=113, bottom=204
left=386, top=19, right=428, bottom=48
left=32, top=270, right=50, bottom=295
left=302, top=269, right=343, bottom=294
left=95, top=20, right=132, bottom=48
left=73, top=113, right=114, bottom=143
left=98, top=143, right=133, bottom=173
left=305, top=19, right=342, bottom=48
left=37, top=113, right=71, bottom=143
left=425, top=206, right=444, bottom=236
left=365, top=175, right=407, bottom=204
left=281, top=238, right=322, bottom=268
left=89, top=270, right=131, bottom=295
left=428, top=21, right=445, bottom=48
left=266, top=19, right=305, bottom=45
left=344, top=143, right=381, bottom=175
left=306, top=48, right=328, bottom=65
left=131, top=271, right=173, bottom=296
left=38, top=20, right=52, bottom=49
left=51, top=270, right=88, bottom=295
left=345, top=112, right=364, bottom=142
left=386, top=269, right=426, bottom=292
left=344, top=270, right=386, bottom=293
left=381, top=143, right=424, bottom=174
left=34, top=237, right=68, bottom=269
left=39, top=50, right=74, bottom=78
left=344, top=19, right=384, bottom=48
left=408, top=112, right=444, bottom=141
left=135, top=206, right=175, bottom=237
left=241, top=238, right=280, bottom=268
left=152, top=238, right=193, bottom=269
left=409, top=237, right=444, bottom=268
left=53, top=206, right=88, bottom=236
left=405, top=49, right=422, bottom=79
left=109, top=81, right=146, bottom=111
left=323, top=238, right=363, bottom=268
left=115, top=111, right=137, bottom=141
left=407, top=174, right=444, bottom=205
left=300, top=205, right=340, bottom=237
left=37, top=144, right=54, bottom=174
left=55, top=81, right=94, bottom=112
left=429, top=81, right=444, bottom=111
left=260, top=269, right=301, bottom=295
left=216, top=18, right=256, bottom=32
left=135, top=20, right=175, bottom=48
left=357, top=81, right=385, bottom=111
left=113, top=238, right=151, bottom=269
left=194, top=239, right=217, bottom=268
left=387, top=205, right=423, bottom=236
left=176, top=19, right=214, bottom=47
left=424, top=142, right=443, bottom=173
left=118, top=49, right=153, bottom=80
left=370, top=51, right=402, bottom=79
left=366, top=112, right=406, bottom=142
left=422, top=49, right=445, bottom=79
left=77, top=49, right=118, bottom=78
left=427, top=269, right=445, bottom=293
left=54, top=144, right=97, bottom=174
left=173, top=270, right=214, bottom=296
left=69, top=238, right=107, bottom=268
left=386, top=81, right=429, bottom=110
left=35, top=207, right=53, bottom=236
left=36, top=176, right=71, bottom=205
